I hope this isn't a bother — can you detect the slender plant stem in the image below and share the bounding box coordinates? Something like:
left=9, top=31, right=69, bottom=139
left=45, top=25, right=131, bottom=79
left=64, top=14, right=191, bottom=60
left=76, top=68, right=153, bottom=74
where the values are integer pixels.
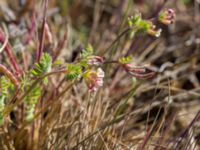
left=0, top=29, right=22, bottom=76
left=37, top=0, right=49, bottom=62
left=98, top=27, right=131, bottom=56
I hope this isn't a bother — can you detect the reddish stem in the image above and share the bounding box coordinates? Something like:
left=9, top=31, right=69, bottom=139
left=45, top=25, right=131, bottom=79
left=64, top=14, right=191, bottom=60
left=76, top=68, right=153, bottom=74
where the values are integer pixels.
left=0, top=30, right=22, bottom=77
left=53, top=31, right=68, bottom=62
left=24, top=12, right=37, bottom=44
left=37, top=0, right=49, bottom=62
left=0, top=64, right=20, bottom=88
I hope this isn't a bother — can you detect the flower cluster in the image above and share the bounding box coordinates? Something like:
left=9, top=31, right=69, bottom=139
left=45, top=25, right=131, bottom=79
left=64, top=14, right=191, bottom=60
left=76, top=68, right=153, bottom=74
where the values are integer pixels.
left=128, top=13, right=162, bottom=37
left=159, top=9, right=175, bottom=25
left=83, top=68, right=105, bottom=92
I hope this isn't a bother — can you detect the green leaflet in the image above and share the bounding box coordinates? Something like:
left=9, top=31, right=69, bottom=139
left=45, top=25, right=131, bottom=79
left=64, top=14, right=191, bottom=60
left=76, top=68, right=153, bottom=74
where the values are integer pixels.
left=31, top=53, right=52, bottom=77
left=0, top=76, right=14, bottom=125
left=25, top=86, right=41, bottom=122
left=81, top=44, right=94, bottom=59
left=118, top=56, right=132, bottom=64
left=31, top=53, right=52, bottom=84
left=66, top=64, right=82, bottom=81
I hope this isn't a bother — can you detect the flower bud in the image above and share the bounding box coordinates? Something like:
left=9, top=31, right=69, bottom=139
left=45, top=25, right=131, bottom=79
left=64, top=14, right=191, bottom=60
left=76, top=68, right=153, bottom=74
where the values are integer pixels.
left=159, top=9, right=175, bottom=25
left=123, top=64, right=155, bottom=79
left=147, top=24, right=162, bottom=37
left=87, top=56, right=105, bottom=66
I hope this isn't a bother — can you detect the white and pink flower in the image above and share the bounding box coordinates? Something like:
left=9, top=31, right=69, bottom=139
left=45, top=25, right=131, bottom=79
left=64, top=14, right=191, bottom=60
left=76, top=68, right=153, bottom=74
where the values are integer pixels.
left=84, top=68, right=105, bottom=92
left=146, top=23, right=162, bottom=37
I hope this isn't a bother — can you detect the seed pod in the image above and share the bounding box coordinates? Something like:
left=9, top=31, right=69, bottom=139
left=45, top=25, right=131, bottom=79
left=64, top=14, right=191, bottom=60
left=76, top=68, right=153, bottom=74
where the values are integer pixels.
left=123, top=64, right=156, bottom=79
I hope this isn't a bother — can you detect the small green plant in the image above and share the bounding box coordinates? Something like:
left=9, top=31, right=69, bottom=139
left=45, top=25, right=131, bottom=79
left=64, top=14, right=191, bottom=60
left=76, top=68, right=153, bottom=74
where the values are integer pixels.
left=31, top=53, right=52, bottom=84
left=23, top=53, right=52, bottom=121
left=2, top=1, right=194, bottom=149
left=25, top=86, right=41, bottom=121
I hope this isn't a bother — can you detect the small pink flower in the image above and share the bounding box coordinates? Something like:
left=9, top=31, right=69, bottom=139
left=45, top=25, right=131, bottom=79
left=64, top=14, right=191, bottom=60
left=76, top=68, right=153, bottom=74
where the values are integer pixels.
left=84, top=68, right=105, bottom=92
left=159, top=8, right=175, bottom=25
left=87, top=56, right=105, bottom=66
left=123, top=64, right=155, bottom=79
left=96, top=79, right=103, bottom=86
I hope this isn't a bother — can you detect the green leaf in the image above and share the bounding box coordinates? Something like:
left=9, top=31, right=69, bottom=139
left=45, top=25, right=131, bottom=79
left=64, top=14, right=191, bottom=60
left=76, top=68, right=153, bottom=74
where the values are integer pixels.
left=0, top=76, right=14, bottom=125
left=0, top=113, right=4, bottom=125
left=66, top=64, right=82, bottom=81
left=31, top=53, right=52, bottom=77
left=128, top=13, right=142, bottom=27
left=118, top=56, right=132, bottom=64
left=25, top=86, right=41, bottom=121
left=0, top=95, right=5, bottom=125
left=158, top=12, right=165, bottom=21
left=31, top=53, right=52, bottom=84
left=25, top=86, right=41, bottom=105
left=137, top=20, right=151, bottom=33
left=81, top=44, right=94, bottom=58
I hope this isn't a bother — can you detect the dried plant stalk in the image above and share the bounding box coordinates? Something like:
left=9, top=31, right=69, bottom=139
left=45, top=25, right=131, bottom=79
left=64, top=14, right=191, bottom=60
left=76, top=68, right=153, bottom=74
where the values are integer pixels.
left=0, top=64, right=20, bottom=88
